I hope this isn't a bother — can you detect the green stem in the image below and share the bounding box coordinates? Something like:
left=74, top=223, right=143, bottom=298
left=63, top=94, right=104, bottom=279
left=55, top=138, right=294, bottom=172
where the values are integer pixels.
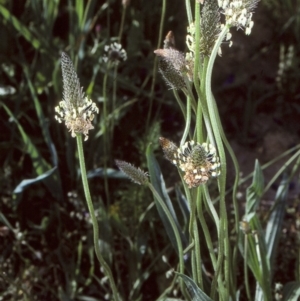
left=185, top=0, right=193, bottom=25
left=192, top=213, right=202, bottom=287
left=118, top=5, right=127, bottom=41
left=147, top=183, right=184, bottom=276
left=215, top=101, right=240, bottom=295
left=202, top=186, right=220, bottom=235
left=263, top=149, right=300, bottom=194
left=102, top=70, right=110, bottom=205
left=81, top=0, right=92, bottom=31
left=174, top=90, right=187, bottom=121
left=193, top=0, right=201, bottom=84
left=196, top=193, right=217, bottom=269
left=111, top=66, right=118, bottom=149
left=187, top=187, right=197, bottom=282
left=244, top=234, right=252, bottom=301
left=205, top=25, right=231, bottom=300
left=180, top=95, right=191, bottom=146
left=193, top=1, right=203, bottom=143
left=146, top=0, right=166, bottom=131
left=76, top=134, right=119, bottom=301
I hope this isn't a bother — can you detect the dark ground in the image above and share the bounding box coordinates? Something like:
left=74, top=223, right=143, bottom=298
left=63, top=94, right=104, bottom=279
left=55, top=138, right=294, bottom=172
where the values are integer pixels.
left=213, top=3, right=300, bottom=287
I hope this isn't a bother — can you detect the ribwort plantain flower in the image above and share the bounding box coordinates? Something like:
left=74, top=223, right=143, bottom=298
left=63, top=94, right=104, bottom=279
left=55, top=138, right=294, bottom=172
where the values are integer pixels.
left=186, top=1, right=222, bottom=58
left=154, top=43, right=194, bottom=90
left=154, top=49, right=188, bottom=90
left=102, top=42, right=127, bottom=66
left=115, top=160, right=149, bottom=185
left=55, top=52, right=99, bottom=141
left=218, top=0, right=260, bottom=35
left=154, top=31, right=194, bottom=90
left=199, top=0, right=221, bottom=56
left=159, top=137, right=220, bottom=188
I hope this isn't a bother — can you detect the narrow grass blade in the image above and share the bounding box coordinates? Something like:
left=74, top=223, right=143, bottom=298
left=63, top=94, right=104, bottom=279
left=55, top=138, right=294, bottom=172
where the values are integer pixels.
left=13, top=167, right=57, bottom=194
left=23, top=67, right=59, bottom=167
left=176, top=273, right=213, bottom=301
left=265, top=175, right=288, bottom=269
left=43, top=0, right=60, bottom=32
left=283, top=282, right=300, bottom=301
left=254, top=176, right=289, bottom=301
left=240, top=160, right=266, bottom=281
left=97, top=205, right=113, bottom=265
left=240, top=160, right=273, bottom=300
left=146, top=144, right=187, bottom=251
left=175, top=186, right=190, bottom=227
left=76, top=0, right=84, bottom=27
left=0, top=212, right=14, bottom=231
left=246, top=160, right=264, bottom=215
left=2, top=103, right=61, bottom=199
left=0, top=4, right=41, bottom=50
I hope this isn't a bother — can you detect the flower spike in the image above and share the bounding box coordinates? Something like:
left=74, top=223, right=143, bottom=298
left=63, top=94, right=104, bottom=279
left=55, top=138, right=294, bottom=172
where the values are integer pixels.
left=159, top=137, right=220, bottom=188
left=218, top=0, right=260, bottom=35
left=115, top=160, right=149, bottom=186
left=55, top=52, right=99, bottom=141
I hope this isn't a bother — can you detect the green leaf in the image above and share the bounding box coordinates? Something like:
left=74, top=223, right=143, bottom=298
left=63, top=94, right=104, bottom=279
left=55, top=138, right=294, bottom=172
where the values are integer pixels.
left=246, top=160, right=264, bottom=215
left=146, top=143, right=187, bottom=252
left=265, top=175, right=288, bottom=270
left=283, top=282, right=300, bottom=301
left=253, top=176, right=289, bottom=301
left=2, top=103, right=61, bottom=199
left=76, top=0, right=84, bottom=28
left=175, top=186, right=190, bottom=227
left=240, top=161, right=272, bottom=300
left=0, top=4, right=41, bottom=49
left=24, top=68, right=58, bottom=163
left=13, top=167, right=57, bottom=194
left=176, top=273, right=213, bottom=301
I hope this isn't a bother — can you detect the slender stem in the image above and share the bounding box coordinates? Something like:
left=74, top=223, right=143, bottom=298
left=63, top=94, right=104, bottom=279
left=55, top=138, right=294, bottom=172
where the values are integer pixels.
left=148, top=180, right=190, bottom=298
left=185, top=183, right=194, bottom=239
left=193, top=214, right=202, bottom=287
left=185, top=0, right=193, bottom=25
left=205, top=25, right=231, bottom=300
left=147, top=183, right=184, bottom=275
left=102, top=71, right=110, bottom=205
left=195, top=187, right=225, bottom=299
left=146, top=0, right=166, bottom=131
left=111, top=66, right=118, bottom=149
left=118, top=5, right=127, bottom=41
left=214, top=101, right=240, bottom=295
left=202, top=186, right=220, bottom=235
left=191, top=249, right=197, bottom=283
left=263, top=149, right=300, bottom=194
left=187, top=187, right=197, bottom=282
left=173, top=90, right=187, bottom=120
left=180, top=95, right=191, bottom=146
left=193, top=4, right=205, bottom=142
left=196, top=193, right=217, bottom=269
left=244, top=234, right=252, bottom=301
left=81, top=0, right=92, bottom=31
left=183, top=83, right=197, bottom=113
left=76, top=134, right=119, bottom=301
left=193, top=0, right=201, bottom=84
left=198, top=58, right=214, bottom=144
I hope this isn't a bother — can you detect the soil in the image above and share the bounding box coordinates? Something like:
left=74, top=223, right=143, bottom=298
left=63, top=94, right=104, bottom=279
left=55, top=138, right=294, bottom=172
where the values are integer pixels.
left=213, top=2, right=300, bottom=289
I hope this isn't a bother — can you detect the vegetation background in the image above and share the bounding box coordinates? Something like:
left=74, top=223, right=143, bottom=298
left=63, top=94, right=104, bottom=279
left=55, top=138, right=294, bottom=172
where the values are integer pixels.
left=0, top=0, right=299, bottom=300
